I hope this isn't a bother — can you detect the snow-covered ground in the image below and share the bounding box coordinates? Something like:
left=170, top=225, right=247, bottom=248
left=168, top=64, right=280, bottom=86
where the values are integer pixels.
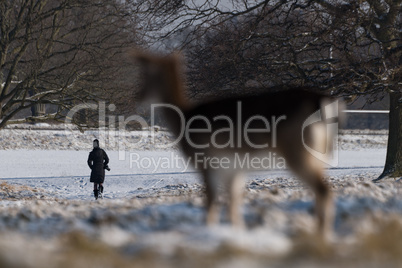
left=0, top=149, right=386, bottom=200
left=1, top=125, right=401, bottom=268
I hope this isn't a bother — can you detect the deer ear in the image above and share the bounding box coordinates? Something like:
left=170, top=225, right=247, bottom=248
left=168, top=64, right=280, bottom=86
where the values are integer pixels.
left=129, top=49, right=182, bottom=66
left=129, top=49, right=153, bottom=65
left=167, top=52, right=182, bottom=62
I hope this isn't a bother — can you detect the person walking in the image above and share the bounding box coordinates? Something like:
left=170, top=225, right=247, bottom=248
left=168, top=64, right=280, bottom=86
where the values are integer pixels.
left=87, top=139, right=109, bottom=200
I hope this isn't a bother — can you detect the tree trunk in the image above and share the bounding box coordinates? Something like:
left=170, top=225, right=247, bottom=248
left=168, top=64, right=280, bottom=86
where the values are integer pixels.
left=374, top=91, right=402, bottom=181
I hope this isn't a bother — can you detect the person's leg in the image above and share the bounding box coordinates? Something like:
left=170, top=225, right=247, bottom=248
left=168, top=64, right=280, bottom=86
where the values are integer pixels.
left=98, top=183, right=104, bottom=199
left=93, top=183, right=99, bottom=199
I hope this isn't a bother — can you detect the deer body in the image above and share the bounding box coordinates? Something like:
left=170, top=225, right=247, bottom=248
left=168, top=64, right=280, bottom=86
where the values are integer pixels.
left=135, top=53, right=335, bottom=238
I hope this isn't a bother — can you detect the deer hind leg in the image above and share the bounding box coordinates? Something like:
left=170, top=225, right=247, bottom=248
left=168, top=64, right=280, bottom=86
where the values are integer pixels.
left=203, top=170, right=220, bottom=226
left=284, top=150, right=334, bottom=239
left=203, top=170, right=245, bottom=228
left=227, top=172, right=245, bottom=228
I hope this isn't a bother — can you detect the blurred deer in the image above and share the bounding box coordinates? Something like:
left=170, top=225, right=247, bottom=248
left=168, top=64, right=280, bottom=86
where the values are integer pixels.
left=133, top=52, right=338, bottom=239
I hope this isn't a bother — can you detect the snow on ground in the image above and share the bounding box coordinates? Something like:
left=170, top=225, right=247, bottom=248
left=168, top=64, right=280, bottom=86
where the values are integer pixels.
left=0, top=123, right=175, bottom=151
left=0, top=149, right=386, bottom=199
left=0, top=124, right=389, bottom=151
left=1, top=125, right=401, bottom=268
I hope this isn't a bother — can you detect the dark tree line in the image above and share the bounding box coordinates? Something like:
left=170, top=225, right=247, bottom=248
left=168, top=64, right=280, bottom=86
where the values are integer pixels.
left=0, top=0, right=400, bottom=179
left=0, top=0, right=141, bottom=129
left=133, top=0, right=401, bottom=180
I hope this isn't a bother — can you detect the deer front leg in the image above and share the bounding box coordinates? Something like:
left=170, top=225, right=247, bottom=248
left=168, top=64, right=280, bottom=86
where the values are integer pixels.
left=297, top=168, right=334, bottom=240
left=282, top=148, right=334, bottom=241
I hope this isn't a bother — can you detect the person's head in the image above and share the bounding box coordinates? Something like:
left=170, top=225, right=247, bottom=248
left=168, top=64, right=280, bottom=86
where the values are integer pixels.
left=93, top=139, right=99, bottom=149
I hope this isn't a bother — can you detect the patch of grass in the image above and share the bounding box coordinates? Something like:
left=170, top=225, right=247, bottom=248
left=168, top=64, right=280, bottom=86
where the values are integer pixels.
left=357, top=216, right=402, bottom=261
left=0, top=180, right=44, bottom=200
left=0, top=180, right=34, bottom=192
left=57, top=231, right=134, bottom=268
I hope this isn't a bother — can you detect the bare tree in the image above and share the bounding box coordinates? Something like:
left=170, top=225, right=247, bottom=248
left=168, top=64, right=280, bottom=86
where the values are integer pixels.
left=0, top=0, right=140, bottom=129
left=133, top=0, right=401, bottom=180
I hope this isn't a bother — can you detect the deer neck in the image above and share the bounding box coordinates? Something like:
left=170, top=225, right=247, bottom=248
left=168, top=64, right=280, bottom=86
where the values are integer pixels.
left=158, top=58, right=190, bottom=111
left=153, top=62, right=190, bottom=137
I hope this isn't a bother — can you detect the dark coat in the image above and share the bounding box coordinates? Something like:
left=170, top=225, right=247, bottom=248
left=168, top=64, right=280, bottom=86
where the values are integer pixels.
left=87, top=148, right=109, bottom=183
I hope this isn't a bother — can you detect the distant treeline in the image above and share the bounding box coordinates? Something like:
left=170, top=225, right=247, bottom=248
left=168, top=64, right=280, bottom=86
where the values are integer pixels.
left=343, top=113, right=388, bottom=130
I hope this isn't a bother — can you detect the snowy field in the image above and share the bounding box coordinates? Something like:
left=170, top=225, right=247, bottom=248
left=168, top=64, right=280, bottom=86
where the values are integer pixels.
left=1, top=125, right=402, bottom=268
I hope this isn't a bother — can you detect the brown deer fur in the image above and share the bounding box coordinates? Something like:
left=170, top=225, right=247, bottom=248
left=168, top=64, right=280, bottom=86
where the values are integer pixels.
left=133, top=52, right=336, bottom=239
